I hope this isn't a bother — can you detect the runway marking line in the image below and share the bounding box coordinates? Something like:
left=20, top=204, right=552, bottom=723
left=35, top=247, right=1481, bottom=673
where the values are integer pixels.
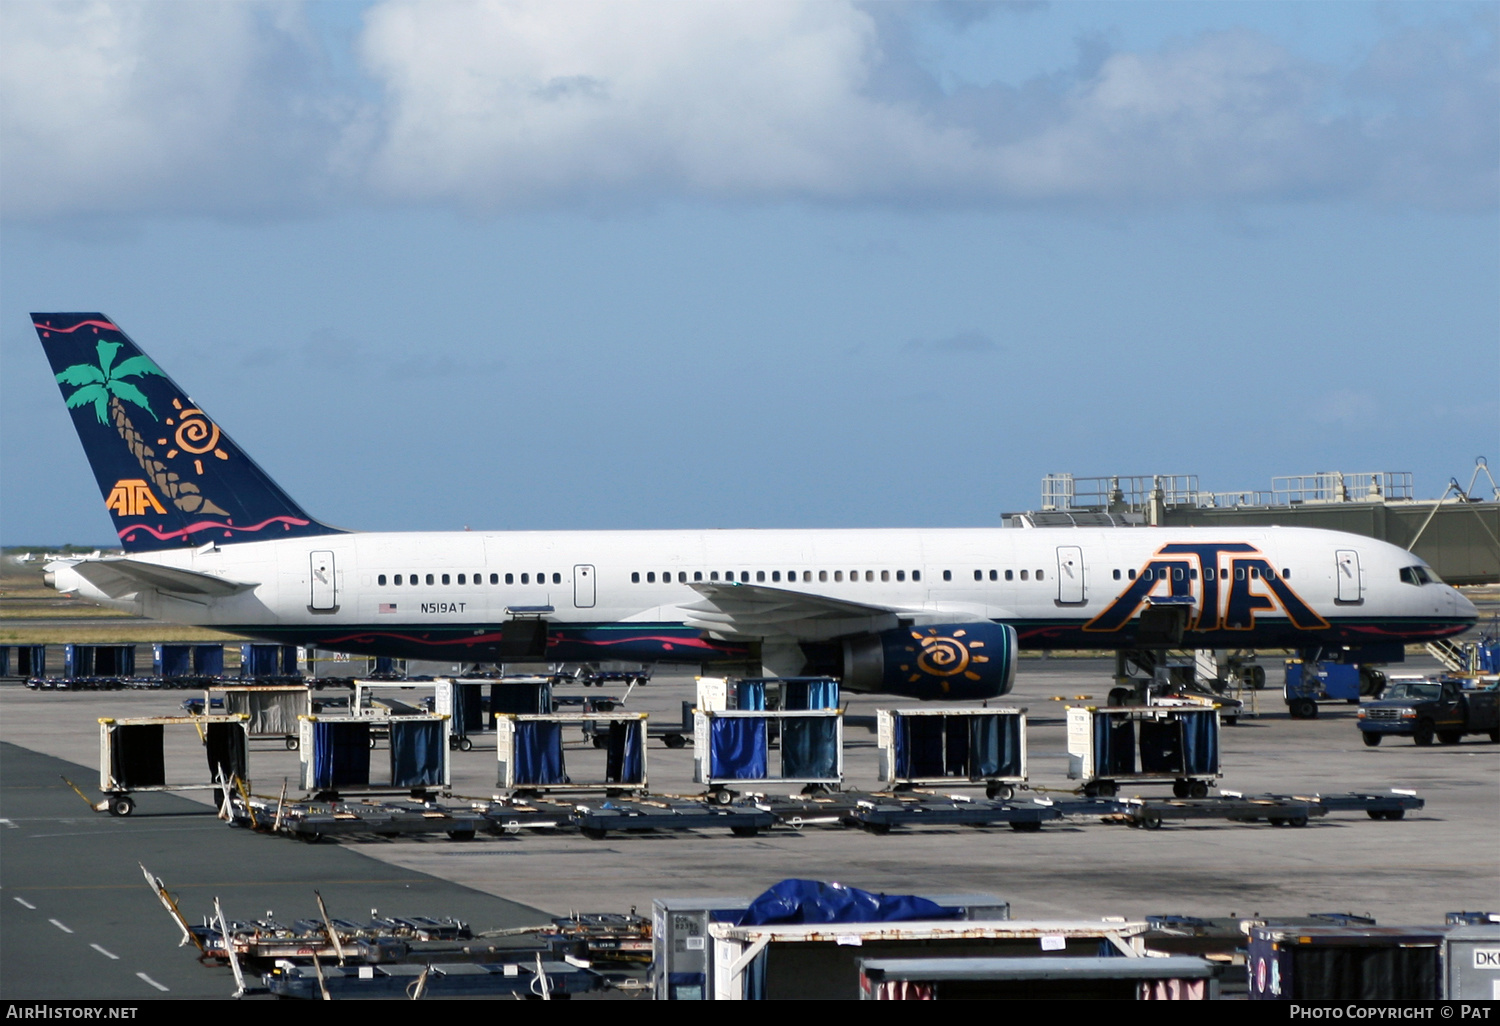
left=13, top=896, right=36, bottom=909
left=136, top=973, right=169, bottom=992
left=91, top=944, right=120, bottom=960
left=49, top=918, right=73, bottom=933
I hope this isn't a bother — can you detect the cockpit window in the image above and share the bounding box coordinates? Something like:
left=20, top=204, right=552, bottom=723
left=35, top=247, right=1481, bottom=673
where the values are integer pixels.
left=1399, top=565, right=1441, bottom=586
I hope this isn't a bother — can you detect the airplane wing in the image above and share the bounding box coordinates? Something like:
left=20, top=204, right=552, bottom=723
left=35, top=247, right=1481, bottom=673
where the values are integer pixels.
left=680, top=581, right=903, bottom=641
left=62, top=558, right=257, bottom=600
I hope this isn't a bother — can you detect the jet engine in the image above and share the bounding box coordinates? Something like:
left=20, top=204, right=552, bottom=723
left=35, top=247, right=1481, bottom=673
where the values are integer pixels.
left=841, top=622, right=1017, bottom=700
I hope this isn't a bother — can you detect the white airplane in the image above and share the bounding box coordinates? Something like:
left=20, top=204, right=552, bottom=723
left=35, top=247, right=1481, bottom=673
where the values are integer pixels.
left=33, top=313, right=1476, bottom=700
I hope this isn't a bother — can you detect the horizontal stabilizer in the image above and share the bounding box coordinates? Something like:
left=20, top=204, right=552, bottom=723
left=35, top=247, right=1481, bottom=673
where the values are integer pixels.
left=61, top=558, right=257, bottom=599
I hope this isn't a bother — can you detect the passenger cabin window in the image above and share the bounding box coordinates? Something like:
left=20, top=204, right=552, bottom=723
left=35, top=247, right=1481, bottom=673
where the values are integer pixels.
left=522, top=573, right=530, bottom=584
left=1112, top=569, right=1120, bottom=580
left=835, top=571, right=843, bottom=582
left=694, top=571, right=703, bottom=581
left=425, top=574, right=435, bottom=585
left=1020, top=570, right=1029, bottom=581
left=912, top=571, right=921, bottom=581
left=942, top=570, right=952, bottom=581
left=1128, top=569, right=1136, bottom=580
left=1006, top=570, right=1014, bottom=581
left=772, top=571, right=781, bottom=582
left=819, top=571, right=828, bottom=582
left=647, top=572, right=655, bottom=583
left=503, top=573, right=511, bottom=584
left=881, top=570, right=889, bottom=582
left=1283, top=568, right=1291, bottom=579
left=442, top=574, right=450, bottom=585
left=805, top=571, right=814, bottom=582
left=896, top=570, right=905, bottom=582
left=379, top=574, right=388, bottom=586
left=631, top=572, right=639, bottom=583
left=553, top=573, right=561, bottom=584
left=457, top=574, right=465, bottom=585
left=1036, top=570, right=1044, bottom=580
left=974, top=570, right=983, bottom=581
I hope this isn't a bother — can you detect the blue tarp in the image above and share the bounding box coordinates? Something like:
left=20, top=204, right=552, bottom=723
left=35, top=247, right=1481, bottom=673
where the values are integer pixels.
left=312, top=720, right=370, bottom=789
left=452, top=683, right=484, bottom=736
left=739, top=880, right=959, bottom=926
left=709, top=717, right=767, bottom=779
left=512, top=721, right=566, bottom=785
left=389, top=719, right=443, bottom=787
left=1094, top=713, right=1137, bottom=776
left=154, top=644, right=191, bottom=678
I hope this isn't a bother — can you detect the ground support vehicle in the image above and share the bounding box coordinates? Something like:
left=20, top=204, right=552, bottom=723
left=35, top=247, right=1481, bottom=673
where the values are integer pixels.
left=1357, top=678, right=1500, bottom=746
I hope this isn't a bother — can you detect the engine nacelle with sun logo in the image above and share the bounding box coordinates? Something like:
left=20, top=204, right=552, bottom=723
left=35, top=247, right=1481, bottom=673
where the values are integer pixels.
left=840, top=622, right=1017, bottom=700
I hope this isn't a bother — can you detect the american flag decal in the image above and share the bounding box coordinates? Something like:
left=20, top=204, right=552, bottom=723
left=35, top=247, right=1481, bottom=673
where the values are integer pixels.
left=379, top=603, right=397, bottom=614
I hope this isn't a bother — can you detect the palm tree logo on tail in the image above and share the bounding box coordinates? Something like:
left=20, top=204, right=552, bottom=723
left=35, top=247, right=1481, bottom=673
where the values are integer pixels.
left=56, top=340, right=229, bottom=517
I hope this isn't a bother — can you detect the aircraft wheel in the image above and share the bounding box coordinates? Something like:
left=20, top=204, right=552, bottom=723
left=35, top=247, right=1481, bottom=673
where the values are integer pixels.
left=1361, top=732, right=1382, bottom=747
left=1248, top=665, right=1267, bottom=690
left=108, top=795, right=135, bottom=817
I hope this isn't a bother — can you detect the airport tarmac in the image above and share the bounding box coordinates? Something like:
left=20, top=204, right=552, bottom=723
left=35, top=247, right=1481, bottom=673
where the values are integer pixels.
left=1, top=655, right=1496, bottom=1000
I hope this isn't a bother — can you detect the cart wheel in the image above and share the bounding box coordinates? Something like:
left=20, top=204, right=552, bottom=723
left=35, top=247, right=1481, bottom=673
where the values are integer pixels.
left=1287, top=814, right=1308, bottom=828
left=108, top=795, right=135, bottom=817
left=730, top=825, right=759, bottom=838
left=1222, top=716, right=1238, bottom=726
left=594, top=701, right=615, bottom=712
left=369, top=736, right=378, bottom=749
left=458, top=737, right=473, bottom=752
left=1108, top=687, right=1132, bottom=707
left=863, top=822, right=891, bottom=835
left=284, top=737, right=299, bottom=751
left=1268, top=817, right=1285, bottom=827
left=1172, top=780, right=1191, bottom=798
left=1385, top=809, right=1405, bottom=821
left=1096, top=780, right=1118, bottom=798
left=1188, top=781, right=1209, bottom=799
left=986, top=783, right=1014, bottom=801
left=447, top=829, right=476, bottom=841
left=591, top=736, right=608, bottom=750
left=580, top=827, right=608, bottom=840
left=711, top=789, right=734, bottom=806
left=300, top=832, right=323, bottom=844
left=1361, top=732, right=1382, bottom=747
left=664, top=734, right=686, bottom=749
left=1009, top=820, right=1043, bottom=833
left=1139, top=811, right=1163, bottom=831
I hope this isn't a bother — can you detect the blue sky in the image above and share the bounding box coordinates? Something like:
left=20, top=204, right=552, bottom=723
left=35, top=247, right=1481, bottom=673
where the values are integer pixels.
left=2, top=1, right=1495, bottom=545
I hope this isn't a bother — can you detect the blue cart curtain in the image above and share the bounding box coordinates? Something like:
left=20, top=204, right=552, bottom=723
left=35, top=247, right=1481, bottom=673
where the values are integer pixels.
left=895, top=716, right=946, bottom=778
left=969, top=714, right=1023, bottom=779
left=1179, top=711, right=1219, bottom=775
left=313, top=720, right=370, bottom=788
left=605, top=721, right=644, bottom=784
left=734, top=680, right=767, bottom=711
left=781, top=678, right=839, bottom=710
left=944, top=717, right=971, bottom=776
left=112, top=724, right=165, bottom=788
left=193, top=645, right=224, bottom=676
left=490, top=682, right=551, bottom=720
left=155, top=644, right=191, bottom=678
left=781, top=717, right=838, bottom=779
left=710, top=717, right=767, bottom=779
left=204, top=722, right=248, bottom=785
left=1095, top=713, right=1137, bottom=776
left=1139, top=718, right=1185, bottom=774
left=512, top=721, right=566, bottom=785
left=389, top=719, right=443, bottom=787
left=448, top=683, right=484, bottom=736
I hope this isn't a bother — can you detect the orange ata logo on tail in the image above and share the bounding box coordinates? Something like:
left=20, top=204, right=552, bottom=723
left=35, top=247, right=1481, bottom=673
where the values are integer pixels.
left=105, top=479, right=167, bottom=517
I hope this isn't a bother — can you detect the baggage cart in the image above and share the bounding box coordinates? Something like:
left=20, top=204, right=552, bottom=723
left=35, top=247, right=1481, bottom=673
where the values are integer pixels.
left=876, top=706, right=1027, bottom=798
left=693, top=708, right=843, bottom=802
left=96, top=714, right=250, bottom=816
left=207, top=684, right=310, bottom=749
left=496, top=712, right=648, bottom=794
left=298, top=713, right=451, bottom=798
left=1066, top=704, right=1221, bottom=798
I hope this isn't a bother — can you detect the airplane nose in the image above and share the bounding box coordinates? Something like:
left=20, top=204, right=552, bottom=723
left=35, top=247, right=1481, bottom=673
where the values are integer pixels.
left=1452, top=588, right=1478, bottom=622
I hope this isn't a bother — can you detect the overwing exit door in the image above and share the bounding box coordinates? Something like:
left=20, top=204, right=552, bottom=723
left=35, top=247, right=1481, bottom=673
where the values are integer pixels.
left=574, top=564, right=596, bottom=608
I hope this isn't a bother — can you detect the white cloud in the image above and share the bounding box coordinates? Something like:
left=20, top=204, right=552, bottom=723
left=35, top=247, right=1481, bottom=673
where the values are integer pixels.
left=2, top=1, right=1493, bottom=219
left=0, top=1, right=337, bottom=220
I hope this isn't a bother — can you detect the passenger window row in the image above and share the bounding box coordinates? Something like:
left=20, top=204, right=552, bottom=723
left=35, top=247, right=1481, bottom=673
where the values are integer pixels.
left=630, top=569, right=924, bottom=584
left=377, top=572, right=562, bottom=586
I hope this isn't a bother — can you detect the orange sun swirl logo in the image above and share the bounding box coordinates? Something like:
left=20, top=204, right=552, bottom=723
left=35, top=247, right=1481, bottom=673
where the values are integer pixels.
left=174, top=409, right=221, bottom=454
left=917, top=634, right=972, bottom=677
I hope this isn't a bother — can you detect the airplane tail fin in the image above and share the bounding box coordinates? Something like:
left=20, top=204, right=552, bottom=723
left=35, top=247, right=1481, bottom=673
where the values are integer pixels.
left=33, top=313, right=343, bottom=553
